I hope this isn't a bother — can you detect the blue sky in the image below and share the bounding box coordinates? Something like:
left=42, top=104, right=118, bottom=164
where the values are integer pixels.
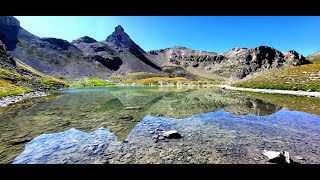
left=15, top=16, right=320, bottom=56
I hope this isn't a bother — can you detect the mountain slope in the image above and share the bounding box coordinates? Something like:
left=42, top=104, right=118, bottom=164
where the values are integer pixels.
left=0, top=16, right=164, bottom=79
left=232, top=64, right=320, bottom=91
left=0, top=16, right=117, bottom=79
left=0, top=40, right=66, bottom=97
left=306, top=51, right=320, bottom=64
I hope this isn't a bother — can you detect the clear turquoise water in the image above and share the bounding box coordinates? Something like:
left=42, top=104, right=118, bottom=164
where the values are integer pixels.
left=1, top=86, right=320, bottom=163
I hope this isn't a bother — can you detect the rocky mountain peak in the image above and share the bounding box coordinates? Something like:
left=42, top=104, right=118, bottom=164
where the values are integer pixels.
left=41, top=38, right=73, bottom=51
left=115, top=25, right=124, bottom=33
left=72, top=36, right=97, bottom=44
left=105, top=25, right=142, bottom=51
left=0, top=16, right=20, bottom=27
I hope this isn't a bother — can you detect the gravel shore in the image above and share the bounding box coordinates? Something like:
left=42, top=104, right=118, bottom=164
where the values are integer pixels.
left=0, top=92, right=48, bottom=107
left=217, top=85, right=320, bottom=98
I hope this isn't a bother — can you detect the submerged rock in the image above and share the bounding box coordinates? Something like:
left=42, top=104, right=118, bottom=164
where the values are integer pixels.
left=262, top=150, right=290, bottom=164
left=162, top=130, right=182, bottom=139
left=12, top=127, right=118, bottom=164
left=294, top=156, right=305, bottom=160
left=120, top=115, right=133, bottom=121
left=125, top=107, right=142, bottom=110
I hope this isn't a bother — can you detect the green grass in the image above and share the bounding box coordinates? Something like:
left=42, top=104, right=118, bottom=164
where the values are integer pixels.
left=0, top=79, right=33, bottom=98
left=232, top=64, right=320, bottom=92
left=67, top=77, right=116, bottom=87
left=0, top=67, right=31, bottom=82
left=110, top=71, right=222, bottom=85
left=134, top=77, right=188, bottom=85
left=110, top=72, right=163, bottom=83
left=0, top=57, right=67, bottom=98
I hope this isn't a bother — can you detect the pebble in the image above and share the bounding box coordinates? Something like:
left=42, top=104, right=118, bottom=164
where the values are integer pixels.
left=125, top=107, right=141, bottom=110
left=0, top=91, right=48, bottom=107
left=294, top=156, right=305, bottom=160
left=158, top=136, right=164, bottom=140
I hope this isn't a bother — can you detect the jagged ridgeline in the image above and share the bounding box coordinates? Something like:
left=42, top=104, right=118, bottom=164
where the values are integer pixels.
left=0, top=16, right=309, bottom=82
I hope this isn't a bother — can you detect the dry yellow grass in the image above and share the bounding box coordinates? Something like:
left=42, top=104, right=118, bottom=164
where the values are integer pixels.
left=233, top=64, right=320, bottom=91
left=122, top=76, right=222, bottom=85
left=133, top=77, right=187, bottom=85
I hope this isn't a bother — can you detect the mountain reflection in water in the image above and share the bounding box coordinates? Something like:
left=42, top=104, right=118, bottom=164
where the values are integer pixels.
left=0, top=86, right=316, bottom=163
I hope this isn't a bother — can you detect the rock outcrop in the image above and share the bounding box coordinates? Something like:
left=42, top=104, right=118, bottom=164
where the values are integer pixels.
left=71, top=36, right=97, bottom=44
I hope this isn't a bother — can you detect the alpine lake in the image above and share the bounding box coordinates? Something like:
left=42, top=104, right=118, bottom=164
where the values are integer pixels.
left=1, top=86, right=320, bottom=164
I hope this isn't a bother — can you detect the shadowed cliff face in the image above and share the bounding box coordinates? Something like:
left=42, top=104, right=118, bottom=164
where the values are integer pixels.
left=0, top=16, right=20, bottom=51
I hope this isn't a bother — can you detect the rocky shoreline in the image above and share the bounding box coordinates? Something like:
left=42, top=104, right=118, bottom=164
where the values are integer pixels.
left=0, top=92, right=48, bottom=107
left=218, top=85, right=320, bottom=98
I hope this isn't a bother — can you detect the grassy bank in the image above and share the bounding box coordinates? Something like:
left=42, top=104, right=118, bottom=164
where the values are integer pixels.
left=232, top=64, right=320, bottom=92
left=110, top=72, right=223, bottom=86
left=0, top=79, right=33, bottom=98
left=0, top=60, right=66, bottom=98
left=61, top=77, right=116, bottom=87
left=110, top=72, right=164, bottom=82
left=122, top=76, right=222, bottom=85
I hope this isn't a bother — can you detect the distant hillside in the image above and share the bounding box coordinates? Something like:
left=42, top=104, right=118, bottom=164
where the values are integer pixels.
left=0, top=40, right=66, bottom=97
left=306, top=51, right=320, bottom=64
left=149, top=46, right=309, bottom=80
left=232, top=64, right=320, bottom=92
